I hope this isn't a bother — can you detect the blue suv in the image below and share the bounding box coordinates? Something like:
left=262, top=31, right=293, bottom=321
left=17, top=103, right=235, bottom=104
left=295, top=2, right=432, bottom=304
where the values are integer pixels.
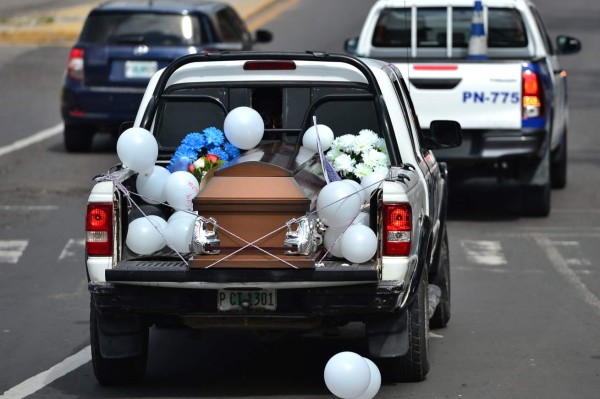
left=60, top=0, right=272, bottom=152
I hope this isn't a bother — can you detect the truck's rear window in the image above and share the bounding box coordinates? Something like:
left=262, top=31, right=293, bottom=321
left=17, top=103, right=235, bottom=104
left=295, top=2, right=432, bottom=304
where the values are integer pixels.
left=372, top=7, right=528, bottom=49
left=80, top=12, right=202, bottom=45
left=154, top=85, right=381, bottom=151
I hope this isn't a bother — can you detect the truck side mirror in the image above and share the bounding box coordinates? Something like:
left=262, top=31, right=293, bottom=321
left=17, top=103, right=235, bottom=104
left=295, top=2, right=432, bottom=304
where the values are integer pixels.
left=424, top=120, right=462, bottom=150
left=344, top=37, right=358, bottom=55
left=556, top=35, right=581, bottom=55
left=255, top=29, right=273, bottom=44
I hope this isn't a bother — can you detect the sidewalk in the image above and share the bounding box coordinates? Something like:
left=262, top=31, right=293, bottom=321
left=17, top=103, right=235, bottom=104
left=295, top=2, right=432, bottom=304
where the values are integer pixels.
left=0, top=0, right=277, bottom=47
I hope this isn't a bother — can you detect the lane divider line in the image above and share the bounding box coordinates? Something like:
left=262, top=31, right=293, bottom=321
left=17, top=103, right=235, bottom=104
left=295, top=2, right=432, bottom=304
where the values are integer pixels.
left=534, top=234, right=600, bottom=317
left=0, top=123, right=62, bottom=158
left=1, top=346, right=91, bottom=398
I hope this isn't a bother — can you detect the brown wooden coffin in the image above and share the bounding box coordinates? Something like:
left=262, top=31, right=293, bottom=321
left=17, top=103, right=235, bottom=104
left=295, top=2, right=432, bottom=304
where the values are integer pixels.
left=190, top=143, right=325, bottom=269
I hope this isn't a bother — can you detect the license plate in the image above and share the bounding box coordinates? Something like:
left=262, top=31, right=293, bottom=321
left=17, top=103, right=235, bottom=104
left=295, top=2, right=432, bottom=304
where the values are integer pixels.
left=217, top=289, right=277, bottom=311
left=124, top=60, right=158, bottom=79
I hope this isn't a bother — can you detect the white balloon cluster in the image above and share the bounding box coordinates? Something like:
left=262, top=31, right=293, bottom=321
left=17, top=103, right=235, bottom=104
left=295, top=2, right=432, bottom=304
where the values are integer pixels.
left=324, top=352, right=381, bottom=399
left=317, top=179, right=378, bottom=263
left=125, top=211, right=197, bottom=255
left=117, top=127, right=201, bottom=255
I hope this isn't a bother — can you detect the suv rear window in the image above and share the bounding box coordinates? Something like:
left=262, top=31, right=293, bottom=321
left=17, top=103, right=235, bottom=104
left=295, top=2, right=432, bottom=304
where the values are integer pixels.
left=79, top=12, right=202, bottom=45
left=372, top=7, right=528, bottom=49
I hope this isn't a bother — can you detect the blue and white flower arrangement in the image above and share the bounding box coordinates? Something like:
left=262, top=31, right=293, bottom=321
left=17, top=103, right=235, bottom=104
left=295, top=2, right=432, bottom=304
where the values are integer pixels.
left=325, top=129, right=390, bottom=182
left=167, top=127, right=241, bottom=179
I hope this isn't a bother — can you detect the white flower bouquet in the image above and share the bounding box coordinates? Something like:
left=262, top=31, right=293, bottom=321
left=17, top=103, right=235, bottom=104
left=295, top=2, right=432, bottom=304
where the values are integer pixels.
left=325, top=129, right=390, bottom=183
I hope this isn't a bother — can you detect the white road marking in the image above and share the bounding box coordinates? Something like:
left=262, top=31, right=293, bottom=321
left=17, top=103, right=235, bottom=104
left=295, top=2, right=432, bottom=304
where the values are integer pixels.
left=0, top=206, right=58, bottom=211
left=0, top=240, right=28, bottom=264
left=58, top=239, right=85, bottom=261
left=534, top=235, right=600, bottom=317
left=460, top=240, right=507, bottom=266
left=549, top=240, right=579, bottom=246
left=0, top=123, right=62, bottom=158
left=0, top=346, right=91, bottom=399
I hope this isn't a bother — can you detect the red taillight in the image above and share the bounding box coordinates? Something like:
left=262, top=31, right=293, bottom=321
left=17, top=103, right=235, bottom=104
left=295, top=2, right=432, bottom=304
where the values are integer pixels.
left=67, top=48, right=84, bottom=80
left=243, top=60, right=296, bottom=70
left=522, top=70, right=542, bottom=118
left=383, top=203, right=412, bottom=256
left=86, top=203, right=113, bottom=256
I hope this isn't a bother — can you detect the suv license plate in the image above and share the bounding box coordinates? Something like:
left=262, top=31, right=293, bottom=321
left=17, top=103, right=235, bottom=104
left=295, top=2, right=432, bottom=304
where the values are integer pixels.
left=124, top=60, right=158, bottom=78
left=217, top=289, right=277, bottom=311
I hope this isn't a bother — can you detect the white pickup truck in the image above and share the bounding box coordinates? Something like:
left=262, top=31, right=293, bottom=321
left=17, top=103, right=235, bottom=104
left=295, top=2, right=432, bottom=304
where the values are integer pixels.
left=85, top=52, right=461, bottom=385
left=345, top=0, right=581, bottom=216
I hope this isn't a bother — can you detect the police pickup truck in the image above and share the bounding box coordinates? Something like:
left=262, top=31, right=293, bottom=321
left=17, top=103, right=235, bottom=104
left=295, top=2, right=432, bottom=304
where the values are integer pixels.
left=85, top=52, right=461, bottom=385
left=346, top=0, right=581, bottom=216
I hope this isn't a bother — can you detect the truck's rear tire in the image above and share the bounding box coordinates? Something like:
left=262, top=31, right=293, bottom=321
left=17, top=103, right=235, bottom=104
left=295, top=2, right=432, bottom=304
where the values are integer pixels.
left=90, top=306, right=148, bottom=386
left=521, top=181, right=551, bottom=217
left=430, top=230, right=450, bottom=329
left=64, top=123, right=93, bottom=152
left=382, top=271, right=430, bottom=382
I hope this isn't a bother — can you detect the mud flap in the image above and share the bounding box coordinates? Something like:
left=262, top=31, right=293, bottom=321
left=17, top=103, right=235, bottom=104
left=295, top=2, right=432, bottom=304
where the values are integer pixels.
left=365, top=310, right=409, bottom=358
left=95, top=311, right=145, bottom=359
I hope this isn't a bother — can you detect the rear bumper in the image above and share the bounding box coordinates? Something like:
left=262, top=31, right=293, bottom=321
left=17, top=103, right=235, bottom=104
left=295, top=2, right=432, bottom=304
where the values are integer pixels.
left=61, top=81, right=144, bottom=125
left=433, top=128, right=547, bottom=165
left=90, top=262, right=405, bottom=327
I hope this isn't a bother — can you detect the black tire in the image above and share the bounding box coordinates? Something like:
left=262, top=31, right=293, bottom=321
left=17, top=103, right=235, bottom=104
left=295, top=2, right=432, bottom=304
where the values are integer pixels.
left=90, top=305, right=148, bottom=386
left=551, top=132, right=567, bottom=189
left=521, top=181, right=551, bottom=217
left=430, top=230, right=450, bottom=329
left=64, top=123, right=93, bottom=152
left=383, top=270, right=430, bottom=382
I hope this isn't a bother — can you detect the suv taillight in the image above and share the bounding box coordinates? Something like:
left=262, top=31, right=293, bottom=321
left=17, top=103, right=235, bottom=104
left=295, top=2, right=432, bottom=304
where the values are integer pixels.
left=86, top=203, right=113, bottom=256
left=383, top=203, right=412, bottom=256
left=67, top=48, right=84, bottom=80
left=522, top=69, right=543, bottom=118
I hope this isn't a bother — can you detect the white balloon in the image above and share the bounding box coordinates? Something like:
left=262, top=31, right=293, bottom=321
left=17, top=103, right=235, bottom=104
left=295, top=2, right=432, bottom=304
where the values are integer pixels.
left=223, top=106, right=264, bottom=150
left=360, top=172, right=387, bottom=201
left=164, top=171, right=200, bottom=211
left=136, top=166, right=170, bottom=204
left=355, top=358, right=381, bottom=399
left=302, top=124, right=334, bottom=152
left=126, top=215, right=167, bottom=255
left=323, top=226, right=346, bottom=258
left=317, top=181, right=361, bottom=227
left=164, top=215, right=196, bottom=253
left=117, top=127, right=158, bottom=174
left=352, top=211, right=370, bottom=226
left=343, top=179, right=366, bottom=204
left=168, top=210, right=197, bottom=223
left=341, top=224, right=378, bottom=264
left=324, top=352, right=371, bottom=399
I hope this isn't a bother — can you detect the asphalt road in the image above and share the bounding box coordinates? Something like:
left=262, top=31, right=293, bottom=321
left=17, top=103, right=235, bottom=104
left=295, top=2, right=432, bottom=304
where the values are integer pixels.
left=1, top=0, right=600, bottom=398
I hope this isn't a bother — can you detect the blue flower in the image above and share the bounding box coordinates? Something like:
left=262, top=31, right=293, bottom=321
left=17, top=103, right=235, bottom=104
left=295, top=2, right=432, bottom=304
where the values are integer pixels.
left=181, top=132, right=206, bottom=149
left=223, top=142, right=241, bottom=159
left=202, top=127, right=225, bottom=147
left=168, top=128, right=241, bottom=173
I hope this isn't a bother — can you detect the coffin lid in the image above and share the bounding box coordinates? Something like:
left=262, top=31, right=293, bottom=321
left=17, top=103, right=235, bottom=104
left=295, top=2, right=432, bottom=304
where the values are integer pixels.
left=215, top=142, right=316, bottom=177
left=194, top=142, right=325, bottom=210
